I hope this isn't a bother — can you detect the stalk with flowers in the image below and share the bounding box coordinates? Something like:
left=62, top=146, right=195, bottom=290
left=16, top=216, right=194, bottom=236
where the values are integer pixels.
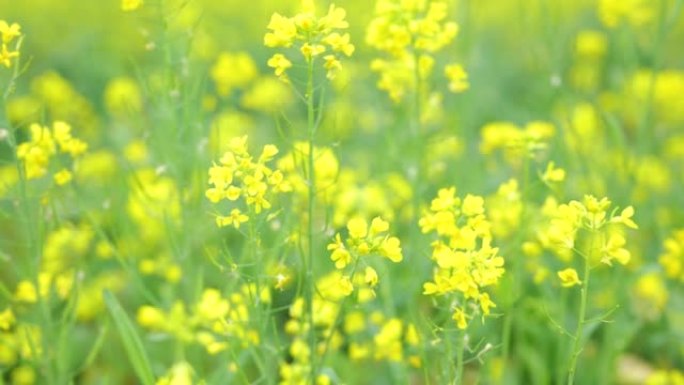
left=420, top=187, right=505, bottom=384
left=264, top=3, right=354, bottom=382
left=543, top=196, right=638, bottom=384
left=2, top=0, right=684, bottom=384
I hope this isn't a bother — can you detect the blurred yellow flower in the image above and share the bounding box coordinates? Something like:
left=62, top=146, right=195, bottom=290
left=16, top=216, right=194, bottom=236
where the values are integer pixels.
left=557, top=268, right=581, bottom=288
left=121, top=0, right=143, bottom=12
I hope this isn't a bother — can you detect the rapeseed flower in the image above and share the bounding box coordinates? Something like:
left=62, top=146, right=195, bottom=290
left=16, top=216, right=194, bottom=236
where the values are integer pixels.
left=0, top=20, right=20, bottom=68
left=420, top=187, right=505, bottom=329
left=206, top=136, right=290, bottom=228
left=367, top=0, right=466, bottom=103
left=326, top=216, right=403, bottom=297
left=264, top=3, right=354, bottom=80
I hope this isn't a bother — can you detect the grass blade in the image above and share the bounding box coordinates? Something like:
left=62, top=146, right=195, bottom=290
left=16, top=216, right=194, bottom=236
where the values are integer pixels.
left=102, top=290, right=155, bottom=385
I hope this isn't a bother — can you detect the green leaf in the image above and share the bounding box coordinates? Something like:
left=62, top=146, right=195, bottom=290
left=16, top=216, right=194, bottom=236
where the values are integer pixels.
left=102, top=290, right=155, bottom=385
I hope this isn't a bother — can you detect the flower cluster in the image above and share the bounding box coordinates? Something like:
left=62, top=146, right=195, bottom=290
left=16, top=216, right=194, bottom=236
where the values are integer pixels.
left=279, top=272, right=354, bottom=385
left=208, top=51, right=293, bottom=115
left=205, top=136, right=290, bottom=229
left=419, top=187, right=505, bottom=329
left=0, top=20, right=21, bottom=68
left=16, top=121, right=88, bottom=184
left=264, top=3, right=354, bottom=80
left=276, top=142, right=340, bottom=204
left=331, top=171, right=413, bottom=227
left=13, top=223, right=93, bottom=305
left=535, top=195, right=638, bottom=287
left=480, top=120, right=555, bottom=163
left=210, top=51, right=258, bottom=96
left=485, top=178, right=522, bottom=239
left=127, top=168, right=181, bottom=244
left=660, top=229, right=684, bottom=283
left=327, top=216, right=403, bottom=297
left=599, top=0, right=654, bottom=28
left=366, top=0, right=467, bottom=102
left=570, top=30, right=608, bottom=92
left=0, top=311, right=41, bottom=381
left=156, top=362, right=198, bottom=385
left=632, top=272, right=669, bottom=318
left=10, top=71, right=99, bottom=132
left=137, top=286, right=268, bottom=355
left=344, top=312, right=422, bottom=367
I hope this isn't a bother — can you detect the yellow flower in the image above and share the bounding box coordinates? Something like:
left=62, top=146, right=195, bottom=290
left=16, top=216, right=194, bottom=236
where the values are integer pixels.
left=0, top=21, right=21, bottom=44
left=445, top=63, right=469, bottom=93
left=338, top=275, right=354, bottom=296
left=300, top=43, right=326, bottom=60
left=601, top=233, right=631, bottom=266
left=660, top=229, right=684, bottom=282
left=557, top=268, right=581, bottom=288
left=265, top=4, right=353, bottom=80
left=347, top=217, right=368, bottom=239
left=610, top=206, right=638, bottom=229
left=264, top=13, right=297, bottom=48
left=206, top=136, right=288, bottom=228
left=421, top=186, right=504, bottom=330
left=380, top=237, right=403, bottom=262
left=156, top=362, right=194, bottom=385
left=452, top=307, right=468, bottom=329
left=0, top=44, right=18, bottom=68
left=479, top=293, right=496, bottom=316
left=320, top=4, right=349, bottom=30
left=0, top=308, right=15, bottom=330
left=137, top=306, right=165, bottom=328
left=267, top=53, right=292, bottom=78
left=634, top=272, right=668, bottom=313
left=121, top=0, right=143, bottom=12
left=328, top=234, right=351, bottom=269
left=364, top=266, right=379, bottom=287
left=323, top=55, right=342, bottom=79
left=259, top=145, right=279, bottom=162
left=196, top=289, right=230, bottom=321
left=369, top=217, right=390, bottom=236
left=54, top=169, right=72, bottom=186
left=324, top=33, right=355, bottom=56
left=462, top=194, right=485, bottom=216
left=216, top=209, right=249, bottom=229
left=210, top=52, right=258, bottom=96
left=542, top=161, right=566, bottom=183
left=430, top=187, right=459, bottom=212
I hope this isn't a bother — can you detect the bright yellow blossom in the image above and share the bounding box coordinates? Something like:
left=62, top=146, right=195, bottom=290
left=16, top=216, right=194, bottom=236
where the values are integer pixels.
left=558, top=268, right=581, bottom=288
left=264, top=3, right=354, bottom=80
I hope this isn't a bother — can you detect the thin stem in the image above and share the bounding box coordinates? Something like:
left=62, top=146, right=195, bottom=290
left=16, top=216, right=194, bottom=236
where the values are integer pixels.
left=567, top=247, right=591, bottom=385
left=501, top=155, right=531, bottom=377
left=247, top=206, right=272, bottom=382
left=455, top=330, right=466, bottom=385
left=305, top=57, right=317, bottom=385
left=410, top=49, right=423, bottom=218
left=15, top=152, right=57, bottom=385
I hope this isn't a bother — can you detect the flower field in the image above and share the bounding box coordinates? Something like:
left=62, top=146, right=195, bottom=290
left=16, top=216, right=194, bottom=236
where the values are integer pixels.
left=1, top=0, right=683, bottom=384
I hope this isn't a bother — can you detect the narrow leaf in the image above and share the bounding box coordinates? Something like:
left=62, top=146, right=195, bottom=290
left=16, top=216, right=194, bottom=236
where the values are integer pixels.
left=103, top=290, right=155, bottom=385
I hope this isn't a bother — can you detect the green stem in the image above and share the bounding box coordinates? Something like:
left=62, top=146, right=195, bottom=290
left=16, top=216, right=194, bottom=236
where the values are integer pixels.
left=410, top=50, right=423, bottom=218
left=305, top=57, right=318, bottom=385
left=18, top=164, right=57, bottom=385
left=555, top=289, right=568, bottom=385
left=455, top=330, right=466, bottom=385
left=501, top=156, right=530, bottom=378
left=246, top=208, right=271, bottom=381
left=567, top=250, right=591, bottom=385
